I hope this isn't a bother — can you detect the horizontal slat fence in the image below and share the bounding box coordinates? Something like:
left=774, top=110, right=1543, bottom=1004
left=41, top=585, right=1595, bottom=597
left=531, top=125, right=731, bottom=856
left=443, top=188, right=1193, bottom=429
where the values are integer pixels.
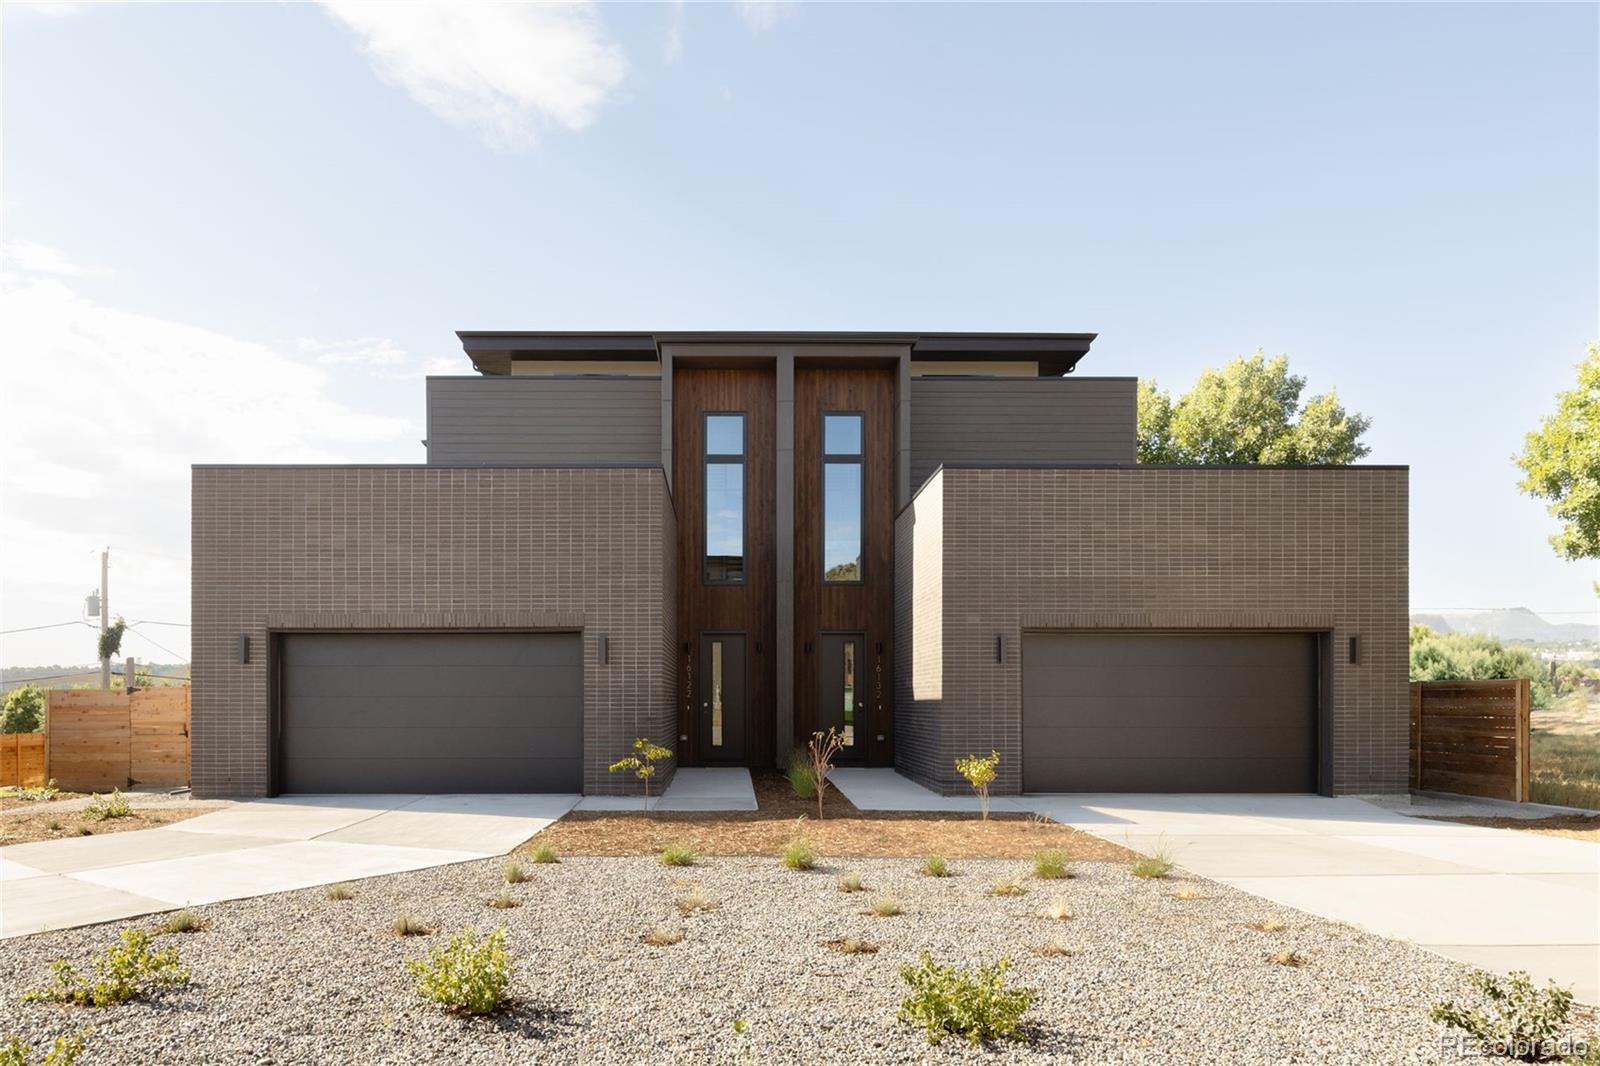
left=1, top=733, right=48, bottom=788
left=1410, top=679, right=1530, bottom=802
left=43, top=687, right=190, bottom=793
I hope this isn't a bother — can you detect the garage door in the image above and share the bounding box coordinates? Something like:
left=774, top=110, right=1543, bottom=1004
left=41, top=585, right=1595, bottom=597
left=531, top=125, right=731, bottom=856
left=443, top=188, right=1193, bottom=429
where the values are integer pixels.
left=279, top=633, right=582, bottom=793
left=1022, top=632, right=1317, bottom=793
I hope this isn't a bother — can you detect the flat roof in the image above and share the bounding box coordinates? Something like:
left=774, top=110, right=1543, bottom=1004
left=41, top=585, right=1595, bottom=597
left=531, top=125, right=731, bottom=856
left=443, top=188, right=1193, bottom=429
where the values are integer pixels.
left=456, top=331, right=1099, bottom=376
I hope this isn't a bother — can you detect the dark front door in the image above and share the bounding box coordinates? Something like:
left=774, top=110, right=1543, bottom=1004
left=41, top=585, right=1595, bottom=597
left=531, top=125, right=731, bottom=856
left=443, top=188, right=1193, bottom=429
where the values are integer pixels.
left=817, top=632, right=865, bottom=764
left=698, top=633, right=747, bottom=763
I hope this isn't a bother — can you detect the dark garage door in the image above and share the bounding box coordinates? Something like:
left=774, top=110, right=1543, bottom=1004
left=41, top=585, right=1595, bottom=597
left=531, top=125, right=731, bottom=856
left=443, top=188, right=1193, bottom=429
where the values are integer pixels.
left=279, top=632, right=582, bottom=793
left=1022, top=632, right=1317, bottom=793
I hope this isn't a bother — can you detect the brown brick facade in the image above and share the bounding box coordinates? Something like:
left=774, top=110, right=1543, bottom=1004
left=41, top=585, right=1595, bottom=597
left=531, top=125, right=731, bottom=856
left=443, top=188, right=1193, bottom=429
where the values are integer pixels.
left=894, top=466, right=1409, bottom=796
left=191, top=466, right=676, bottom=798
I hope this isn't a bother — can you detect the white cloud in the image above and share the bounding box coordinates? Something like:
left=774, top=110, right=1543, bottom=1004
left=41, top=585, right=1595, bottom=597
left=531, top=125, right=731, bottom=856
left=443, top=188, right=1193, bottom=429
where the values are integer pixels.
left=0, top=245, right=414, bottom=665
left=1, top=239, right=111, bottom=280
left=737, top=0, right=795, bottom=34
left=321, top=1, right=626, bottom=150
left=663, top=1, right=685, bottom=64
left=297, top=335, right=409, bottom=371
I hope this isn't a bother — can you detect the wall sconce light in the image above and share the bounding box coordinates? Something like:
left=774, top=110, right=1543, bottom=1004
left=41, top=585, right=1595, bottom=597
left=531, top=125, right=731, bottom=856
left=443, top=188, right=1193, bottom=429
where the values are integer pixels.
left=994, top=634, right=1004, bottom=664
left=804, top=641, right=812, bottom=654
left=599, top=636, right=610, bottom=665
left=682, top=641, right=690, bottom=655
left=238, top=634, right=251, bottom=664
left=875, top=641, right=884, bottom=656
left=755, top=641, right=762, bottom=654
left=1347, top=635, right=1359, bottom=665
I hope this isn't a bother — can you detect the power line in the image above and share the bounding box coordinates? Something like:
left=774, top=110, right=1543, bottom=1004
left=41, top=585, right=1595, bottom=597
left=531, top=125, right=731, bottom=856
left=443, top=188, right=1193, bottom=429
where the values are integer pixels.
left=125, top=626, right=187, bottom=662
left=0, top=621, right=95, bottom=635
left=129, top=620, right=189, bottom=628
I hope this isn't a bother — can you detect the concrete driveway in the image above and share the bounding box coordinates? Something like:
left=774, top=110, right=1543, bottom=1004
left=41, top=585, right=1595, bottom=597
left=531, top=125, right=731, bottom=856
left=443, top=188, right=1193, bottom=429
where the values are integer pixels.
left=0, top=794, right=577, bottom=938
left=1028, top=793, right=1600, bottom=1004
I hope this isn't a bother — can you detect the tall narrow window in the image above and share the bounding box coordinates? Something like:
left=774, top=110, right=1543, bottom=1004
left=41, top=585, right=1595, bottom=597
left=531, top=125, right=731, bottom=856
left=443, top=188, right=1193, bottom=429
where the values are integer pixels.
left=823, top=413, right=863, bottom=583
left=841, top=638, right=857, bottom=747
left=710, top=640, right=725, bottom=748
left=705, top=414, right=745, bottom=583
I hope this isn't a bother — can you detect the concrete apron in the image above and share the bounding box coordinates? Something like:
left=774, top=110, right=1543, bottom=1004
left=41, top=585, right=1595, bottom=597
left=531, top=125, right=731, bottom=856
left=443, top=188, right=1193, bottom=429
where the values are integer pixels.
left=0, top=794, right=577, bottom=938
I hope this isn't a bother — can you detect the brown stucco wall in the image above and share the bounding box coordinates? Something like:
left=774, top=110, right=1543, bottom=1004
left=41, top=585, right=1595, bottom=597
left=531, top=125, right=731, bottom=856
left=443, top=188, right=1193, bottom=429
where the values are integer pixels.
left=191, top=465, right=676, bottom=798
left=894, top=465, right=1410, bottom=795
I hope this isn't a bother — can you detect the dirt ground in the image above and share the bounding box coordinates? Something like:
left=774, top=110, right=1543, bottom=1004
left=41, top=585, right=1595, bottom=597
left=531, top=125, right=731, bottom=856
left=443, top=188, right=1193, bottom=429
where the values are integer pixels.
left=1423, top=812, right=1600, bottom=843
left=524, top=771, right=1136, bottom=861
left=0, top=791, right=86, bottom=812
left=0, top=805, right=218, bottom=846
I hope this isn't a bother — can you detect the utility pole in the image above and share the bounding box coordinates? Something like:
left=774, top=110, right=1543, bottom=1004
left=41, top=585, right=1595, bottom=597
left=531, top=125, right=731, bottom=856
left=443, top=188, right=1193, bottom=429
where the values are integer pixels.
left=100, top=547, right=110, bottom=690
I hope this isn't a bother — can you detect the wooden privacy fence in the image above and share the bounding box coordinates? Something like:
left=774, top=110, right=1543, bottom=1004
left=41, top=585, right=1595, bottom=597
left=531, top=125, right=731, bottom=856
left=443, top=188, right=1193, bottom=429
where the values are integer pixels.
left=41, top=687, right=191, bottom=793
left=1410, top=679, right=1530, bottom=802
left=0, top=733, right=48, bottom=789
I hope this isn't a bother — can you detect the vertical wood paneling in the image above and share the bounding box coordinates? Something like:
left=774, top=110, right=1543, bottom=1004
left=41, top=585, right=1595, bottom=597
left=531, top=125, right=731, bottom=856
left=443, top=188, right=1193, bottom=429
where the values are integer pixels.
left=674, top=367, right=776, bottom=766
left=794, top=367, right=895, bottom=765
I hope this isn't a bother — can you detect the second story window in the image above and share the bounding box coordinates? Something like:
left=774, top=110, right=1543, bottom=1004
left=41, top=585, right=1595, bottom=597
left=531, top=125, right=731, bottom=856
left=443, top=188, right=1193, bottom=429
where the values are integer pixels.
left=822, top=412, right=863, bottom=583
left=704, top=413, right=745, bottom=583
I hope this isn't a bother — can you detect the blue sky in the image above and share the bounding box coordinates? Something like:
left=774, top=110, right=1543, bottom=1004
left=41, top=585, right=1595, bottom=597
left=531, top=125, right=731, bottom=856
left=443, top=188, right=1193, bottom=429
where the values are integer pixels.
left=1, top=1, right=1596, bottom=666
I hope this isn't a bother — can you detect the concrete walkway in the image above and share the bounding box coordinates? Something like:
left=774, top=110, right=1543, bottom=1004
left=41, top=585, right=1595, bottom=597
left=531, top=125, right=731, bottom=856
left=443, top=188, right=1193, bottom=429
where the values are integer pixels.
left=0, top=793, right=576, bottom=938
left=830, top=769, right=1600, bottom=1003
left=574, top=767, right=758, bottom=812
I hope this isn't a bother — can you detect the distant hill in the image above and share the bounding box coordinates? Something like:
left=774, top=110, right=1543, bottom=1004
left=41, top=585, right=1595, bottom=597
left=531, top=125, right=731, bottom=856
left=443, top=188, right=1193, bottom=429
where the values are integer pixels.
left=1, top=663, right=189, bottom=695
left=1411, top=607, right=1599, bottom=644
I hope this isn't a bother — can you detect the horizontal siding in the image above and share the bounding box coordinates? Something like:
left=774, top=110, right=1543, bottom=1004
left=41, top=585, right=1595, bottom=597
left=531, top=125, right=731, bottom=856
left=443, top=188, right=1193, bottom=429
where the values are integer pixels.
left=427, top=377, right=661, bottom=465
left=909, top=377, right=1136, bottom=487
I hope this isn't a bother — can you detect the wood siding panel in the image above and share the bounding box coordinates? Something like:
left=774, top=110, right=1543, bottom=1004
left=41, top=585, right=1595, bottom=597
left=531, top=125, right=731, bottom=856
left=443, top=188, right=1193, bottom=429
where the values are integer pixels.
left=427, top=377, right=661, bottom=465
left=795, top=367, right=895, bottom=764
left=909, top=377, right=1136, bottom=489
left=674, top=367, right=776, bottom=767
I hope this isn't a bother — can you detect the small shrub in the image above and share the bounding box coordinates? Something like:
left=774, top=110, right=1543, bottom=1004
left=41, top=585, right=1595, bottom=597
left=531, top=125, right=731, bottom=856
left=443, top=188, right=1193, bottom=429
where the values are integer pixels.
left=786, top=747, right=817, bottom=799
left=503, top=861, right=528, bottom=884
left=1247, top=917, right=1286, bottom=933
left=1270, top=950, right=1309, bottom=968
left=1431, top=970, right=1578, bottom=1060
left=990, top=880, right=1027, bottom=897
left=782, top=829, right=819, bottom=872
left=838, top=870, right=866, bottom=893
left=1130, top=852, right=1174, bottom=880
left=1, top=779, right=59, bottom=803
left=643, top=925, right=683, bottom=947
left=406, top=927, right=512, bottom=1015
left=325, top=882, right=355, bottom=901
left=0, top=1032, right=88, bottom=1066
left=897, top=951, right=1037, bottom=1046
left=45, top=818, right=62, bottom=832
left=920, top=854, right=951, bottom=878
left=24, top=929, right=190, bottom=1008
left=1036, top=939, right=1071, bottom=958
left=807, top=727, right=845, bottom=820
left=391, top=913, right=434, bottom=937
left=487, top=893, right=520, bottom=910
left=954, top=750, right=1001, bottom=819
left=608, top=737, right=673, bottom=812
left=868, top=894, right=904, bottom=918
left=1172, top=884, right=1202, bottom=901
left=526, top=843, right=559, bottom=864
left=76, top=826, right=93, bottom=836
left=156, top=909, right=206, bottom=935
left=824, top=938, right=879, bottom=955
left=1042, top=897, right=1073, bottom=922
left=659, top=843, right=697, bottom=867
left=1032, top=849, right=1071, bottom=880
left=83, top=790, right=132, bottom=821
left=676, top=884, right=716, bottom=916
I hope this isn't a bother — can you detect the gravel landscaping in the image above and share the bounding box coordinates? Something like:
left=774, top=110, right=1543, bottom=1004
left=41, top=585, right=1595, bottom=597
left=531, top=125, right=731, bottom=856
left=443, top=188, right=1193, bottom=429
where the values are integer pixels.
left=5, top=854, right=1585, bottom=1065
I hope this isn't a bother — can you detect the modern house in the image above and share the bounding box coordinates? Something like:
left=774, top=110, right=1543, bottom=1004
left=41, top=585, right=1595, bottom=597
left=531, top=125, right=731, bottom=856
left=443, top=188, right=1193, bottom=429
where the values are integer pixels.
left=192, top=332, right=1408, bottom=799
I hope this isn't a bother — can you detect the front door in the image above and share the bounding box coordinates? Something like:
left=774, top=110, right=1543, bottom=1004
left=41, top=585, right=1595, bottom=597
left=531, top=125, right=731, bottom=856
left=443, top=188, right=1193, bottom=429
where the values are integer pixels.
left=698, top=633, right=747, bottom=763
left=817, top=632, right=865, bottom=764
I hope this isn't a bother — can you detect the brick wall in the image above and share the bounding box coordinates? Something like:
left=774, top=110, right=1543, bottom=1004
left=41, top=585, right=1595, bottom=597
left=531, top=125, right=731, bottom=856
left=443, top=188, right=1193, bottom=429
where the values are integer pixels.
left=191, top=465, right=676, bottom=798
left=894, top=466, right=1409, bottom=795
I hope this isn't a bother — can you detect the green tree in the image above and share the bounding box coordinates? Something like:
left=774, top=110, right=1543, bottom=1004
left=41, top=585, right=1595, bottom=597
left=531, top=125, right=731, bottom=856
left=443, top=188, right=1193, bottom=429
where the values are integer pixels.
left=1409, top=625, right=1552, bottom=710
left=1137, top=351, right=1372, bottom=465
left=0, top=684, right=46, bottom=734
left=1515, top=342, right=1600, bottom=593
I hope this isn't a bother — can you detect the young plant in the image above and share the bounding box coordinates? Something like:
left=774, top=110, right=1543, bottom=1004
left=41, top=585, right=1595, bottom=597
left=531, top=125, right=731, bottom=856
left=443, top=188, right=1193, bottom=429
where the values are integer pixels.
left=807, top=727, right=845, bottom=820
left=1130, top=847, right=1175, bottom=880
left=1172, top=884, right=1202, bottom=901
left=0, top=1032, right=88, bottom=1066
left=1, top=779, right=60, bottom=804
left=990, top=880, right=1027, bottom=897
left=868, top=894, right=904, bottom=918
left=487, top=893, right=520, bottom=910
left=325, top=882, right=355, bottom=901
left=897, top=952, right=1037, bottom=1046
left=1032, top=849, right=1071, bottom=880
left=786, top=747, right=817, bottom=800
left=156, top=909, right=206, bottom=934
left=526, top=843, right=560, bottom=864
left=1431, top=970, right=1577, bottom=1060
left=1042, top=897, right=1073, bottom=922
left=837, top=870, right=866, bottom=893
left=24, top=929, right=190, bottom=1008
left=406, top=927, right=512, bottom=1015
left=1036, top=939, right=1071, bottom=958
left=824, top=938, right=879, bottom=955
left=781, top=822, right=818, bottom=871
left=920, top=854, right=951, bottom=878
left=83, top=790, right=132, bottom=821
left=955, top=750, right=1001, bottom=820
left=676, top=884, right=716, bottom=916
left=643, top=925, right=684, bottom=947
left=503, top=860, right=528, bottom=884
left=391, top=913, right=434, bottom=937
left=658, top=843, right=698, bottom=867
left=608, top=737, right=673, bottom=812
left=1270, top=950, right=1310, bottom=968
left=45, top=818, right=62, bottom=832
left=1247, top=917, right=1286, bottom=933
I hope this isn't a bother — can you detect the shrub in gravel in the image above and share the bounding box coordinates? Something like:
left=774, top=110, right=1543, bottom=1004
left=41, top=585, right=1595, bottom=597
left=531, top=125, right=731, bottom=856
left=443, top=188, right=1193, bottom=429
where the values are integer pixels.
left=824, top=938, right=879, bottom=955
left=989, top=880, right=1027, bottom=897
left=325, top=883, right=355, bottom=901
left=156, top=909, right=207, bottom=934
left=659, top=843, right=698, bottom=867
left=503, top=861, right=528, bottom=884
left=838, top=870, right=866, bottom=893
left=1042, top=897, right=1073, bottom=922
left=1031, top=849, right=1071, bottom=880
left=897, top=952, right=1037, bottom=1046
left=1270, top=950, right=1310, bottom=968
left=781, top=833, right=818, bottom=871
left=1172, top=885, right=1202, bottom=901
left=643, top=925, right=684, bottom=947
left=676, top=884, right=716, bottom=915
left=1247, top=917, right=1286, bottom=933
left=392, top=913, right=435, bottom=937
left=868, top=894, right=904, bottom=918
left=76, top=827, right=92, bottom=837
left=83, top=790, right=132, bottom=821
left=24, top=929, right=190, bottom=1008
left=44, top=819, right=61, bottom=832
left=407, top=927, right=512, bottom=1016
left=1130, top=852, right=1174, bottom=880
left=487, top=893, right=520, bottom=910
left=526, top=843, right=560, bottom=864
left=1036, top=939, right=1071, bottom=958
left=1431, top=970, right=1578, bottom=1061
left=920, top=854, right=952, bottom=878
left=0, top=1031, right=87, bottom=1066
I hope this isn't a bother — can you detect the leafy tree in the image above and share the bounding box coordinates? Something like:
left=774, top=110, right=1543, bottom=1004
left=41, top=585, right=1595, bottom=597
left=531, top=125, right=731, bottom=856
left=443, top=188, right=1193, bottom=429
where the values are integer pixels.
left=0, top=685, right=46, bottom=734
left=1137, top=351, right=1372, bottom=465
left=1515, top=342, right=1600, bottom=594
left=1409, top=625, right=1552, bottom=710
